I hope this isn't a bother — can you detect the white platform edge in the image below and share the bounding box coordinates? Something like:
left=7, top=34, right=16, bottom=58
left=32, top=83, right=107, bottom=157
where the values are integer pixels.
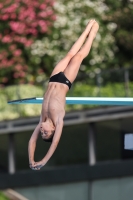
left=8, top=97, right=133, bottom=105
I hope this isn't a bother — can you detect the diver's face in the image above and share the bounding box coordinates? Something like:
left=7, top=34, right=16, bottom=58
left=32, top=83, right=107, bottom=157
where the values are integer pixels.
left=40, top=121, right=55, bottom=139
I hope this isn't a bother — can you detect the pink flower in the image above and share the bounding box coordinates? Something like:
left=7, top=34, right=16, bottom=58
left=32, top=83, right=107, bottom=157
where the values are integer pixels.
left=40, top=4, right=47, bottom=10
left=13, top=49, right=22, bottom=56
left=10, top=13, right=17, bottom=19
left=32, top=2, right=39, bottom=7
left=41, top=26, right=48, bottom=33
left=2, top=14, right=9, bottom=20
left=3, top=51, right=8, bottom=57
left=10, top=21, right=19, bottom=30
left=9, top=44, right=17, bottom=51
left=19, top=37, right=27, bottom=44
left=13, top=35, right=21, bottom=42
left=38, top=20, right=46, bottom=27
left=19, top=7, right=25, bottom=19
left=25, top=10, right=36, bottom=21
left=49, top=1, right=55, bottom=6
left=31, top=22, right=38, bottom=28
left=38, top=11, right=48, bottom=18
left=2, top=59, right=8, bottom=65
left=22, top=0, right=30, bottom=5
left=0, top=3, right=3, bottom=9
left=14, top=64, right=23, bottom=71
left=45, top=0, right=51, bottom=3
left=4, top=0, right=12, bottom=6
left=27, top=29, right=37, bottom=36
left=46, top=10, right=53, bottom=16
left=24, top=40, right=33, bottom=47
left=3, top=4, right=18, bottom=13
left=8, top=59, right=15, bottom=65
left=2, top=35, right=12, bottom=43
left=10, top=22, right=26, bottom=34
left=51, top=15, right=56, bottom=21
left=23, top=65, right=28, bottom=70
left=19, top=71, right=26, bottom=77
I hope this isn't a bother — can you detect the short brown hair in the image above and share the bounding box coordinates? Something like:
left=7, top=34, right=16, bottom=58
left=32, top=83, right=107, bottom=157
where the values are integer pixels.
left=41, top=131, right=55, bottom=143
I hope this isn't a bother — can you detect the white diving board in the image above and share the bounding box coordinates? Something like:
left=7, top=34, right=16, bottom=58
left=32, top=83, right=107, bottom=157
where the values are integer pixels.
left=8, top=97, right=133, bottom=105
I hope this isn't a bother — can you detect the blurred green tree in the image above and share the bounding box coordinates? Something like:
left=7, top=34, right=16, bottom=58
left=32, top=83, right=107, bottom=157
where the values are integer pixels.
left=103, top=0, right=133, bottom=67
left=0, top=192, right=9, bottom=200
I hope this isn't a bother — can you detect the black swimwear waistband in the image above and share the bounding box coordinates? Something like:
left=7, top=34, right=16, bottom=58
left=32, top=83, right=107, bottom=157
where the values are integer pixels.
left=49, top=72, right=72, bottom=89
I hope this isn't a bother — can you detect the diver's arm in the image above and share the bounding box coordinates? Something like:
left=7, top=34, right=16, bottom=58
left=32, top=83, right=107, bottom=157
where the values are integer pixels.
left=28, top=124, right=40, bottom=167
left=43, top=120, right=63, bottom=164
left=33, top=119, right=64, bottom=169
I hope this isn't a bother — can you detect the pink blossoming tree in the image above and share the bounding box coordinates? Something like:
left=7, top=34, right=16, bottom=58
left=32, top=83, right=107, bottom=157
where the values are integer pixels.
left=0, top=0, right=55, bottom=86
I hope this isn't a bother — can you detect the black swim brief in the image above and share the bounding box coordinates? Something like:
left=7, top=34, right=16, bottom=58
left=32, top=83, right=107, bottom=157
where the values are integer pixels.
left=49, top=72, right=72, bottom=89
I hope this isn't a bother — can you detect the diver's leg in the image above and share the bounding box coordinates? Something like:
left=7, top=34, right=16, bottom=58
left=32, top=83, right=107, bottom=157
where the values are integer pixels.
left=64, top=21, right=99, bottom=83
left=50, top=20, right=96, bottom=77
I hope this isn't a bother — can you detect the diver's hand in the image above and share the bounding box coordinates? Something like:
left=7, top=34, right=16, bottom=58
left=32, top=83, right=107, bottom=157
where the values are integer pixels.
left=30, top=160, right=44, bottom=170
left=29, top=161, right=36, bottom=170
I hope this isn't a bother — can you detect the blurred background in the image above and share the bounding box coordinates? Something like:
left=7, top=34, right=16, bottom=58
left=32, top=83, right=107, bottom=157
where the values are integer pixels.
left=0, top=0, right=133, bottom=199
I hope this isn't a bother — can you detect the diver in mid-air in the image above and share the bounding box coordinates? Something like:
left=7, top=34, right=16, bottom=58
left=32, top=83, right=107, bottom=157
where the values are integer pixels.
left=28, top=19, right=99, bottom=170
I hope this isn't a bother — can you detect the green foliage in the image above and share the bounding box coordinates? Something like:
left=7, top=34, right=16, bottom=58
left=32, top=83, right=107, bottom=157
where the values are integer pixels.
left=0, top=192, right=9, bottom=200
left=0, top=84, right=43, bottom=120
left=103, top=0, right=133, bottom=67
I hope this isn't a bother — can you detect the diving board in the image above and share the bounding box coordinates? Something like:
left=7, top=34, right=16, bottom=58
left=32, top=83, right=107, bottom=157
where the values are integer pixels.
left=8, top=97, right=133, bottom=105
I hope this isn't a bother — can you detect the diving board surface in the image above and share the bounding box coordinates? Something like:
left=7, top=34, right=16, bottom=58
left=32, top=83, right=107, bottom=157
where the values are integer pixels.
left=8, top=97, right=133, bottom=105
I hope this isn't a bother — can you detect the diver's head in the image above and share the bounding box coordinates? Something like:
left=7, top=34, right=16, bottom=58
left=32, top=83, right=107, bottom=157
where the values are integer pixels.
left=40, top=120, right=55, bottom=143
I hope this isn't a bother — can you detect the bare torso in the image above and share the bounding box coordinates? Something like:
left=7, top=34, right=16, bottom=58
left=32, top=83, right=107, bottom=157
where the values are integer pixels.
left=41, top=82, right=69, bottom=125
